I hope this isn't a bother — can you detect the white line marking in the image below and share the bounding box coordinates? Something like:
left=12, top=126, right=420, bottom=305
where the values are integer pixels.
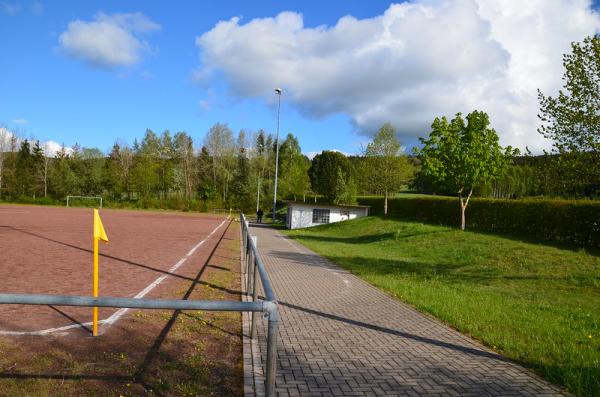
left=0, top=217, right=229, bottom=336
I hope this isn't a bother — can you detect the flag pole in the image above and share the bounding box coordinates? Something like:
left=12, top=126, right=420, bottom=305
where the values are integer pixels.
left=93, top=236, right=99, bottom=336
left=92, top=208, right=108, bottom=337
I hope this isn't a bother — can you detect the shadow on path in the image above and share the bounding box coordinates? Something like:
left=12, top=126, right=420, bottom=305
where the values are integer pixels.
left=276, top=299, right=510, bottom=363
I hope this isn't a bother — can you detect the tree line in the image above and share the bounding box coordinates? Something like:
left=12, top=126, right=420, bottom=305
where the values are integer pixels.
left=0, top=119, right=418, bottom=213
left=0, top=124, right=312, bottom=212
left=1, top=35, right=598, bottom=218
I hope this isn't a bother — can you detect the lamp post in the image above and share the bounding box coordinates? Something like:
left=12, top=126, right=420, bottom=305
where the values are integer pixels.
left=272, top=88, right=282, bottom=221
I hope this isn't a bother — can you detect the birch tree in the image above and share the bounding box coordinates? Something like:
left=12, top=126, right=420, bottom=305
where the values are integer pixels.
left=364, top=123, right=415, bottom=215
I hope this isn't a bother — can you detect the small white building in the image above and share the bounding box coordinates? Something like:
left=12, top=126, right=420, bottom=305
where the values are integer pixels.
left=285, top=201, right=369, bottom=229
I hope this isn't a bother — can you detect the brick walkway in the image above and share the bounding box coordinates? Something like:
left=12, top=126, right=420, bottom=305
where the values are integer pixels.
left=245, top=224, right=569, bottom=397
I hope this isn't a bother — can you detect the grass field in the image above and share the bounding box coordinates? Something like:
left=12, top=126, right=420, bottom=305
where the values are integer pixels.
left=285, top=217, right=600, bottom=397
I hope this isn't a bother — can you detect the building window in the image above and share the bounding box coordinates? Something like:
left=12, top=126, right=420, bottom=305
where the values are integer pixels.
left=312, top=209, right=330, bottom=224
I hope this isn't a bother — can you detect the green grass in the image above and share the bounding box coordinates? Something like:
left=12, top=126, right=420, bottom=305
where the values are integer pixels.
left=285, top=217, right=600, bottom=397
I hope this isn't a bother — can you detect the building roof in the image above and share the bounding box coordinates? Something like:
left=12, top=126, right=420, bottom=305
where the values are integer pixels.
left=284, top=201, right=370, bottom=209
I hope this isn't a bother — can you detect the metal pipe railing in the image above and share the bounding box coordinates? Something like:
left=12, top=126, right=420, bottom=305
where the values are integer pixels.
left=240, top=213, right=279, bottom=397
left=0, top=293, right=264, bottom=312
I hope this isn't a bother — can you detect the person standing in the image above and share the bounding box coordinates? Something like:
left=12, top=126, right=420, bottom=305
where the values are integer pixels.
left=256, top=208, right=264, bottom=223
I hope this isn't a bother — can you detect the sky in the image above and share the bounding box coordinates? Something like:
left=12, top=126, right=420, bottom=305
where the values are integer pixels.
left=1, top=0, right=600, bottom=157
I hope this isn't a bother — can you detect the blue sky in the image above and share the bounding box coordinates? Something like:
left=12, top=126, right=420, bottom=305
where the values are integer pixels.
left=1, top=1, right=600, bottom=156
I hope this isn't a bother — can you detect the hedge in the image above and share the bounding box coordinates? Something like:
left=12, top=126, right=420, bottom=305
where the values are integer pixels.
left=358, top=196, right=600, bottom=248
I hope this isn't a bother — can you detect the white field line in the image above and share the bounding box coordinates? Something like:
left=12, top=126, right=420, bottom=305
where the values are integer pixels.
left=0, top=217, right=229, bottom=336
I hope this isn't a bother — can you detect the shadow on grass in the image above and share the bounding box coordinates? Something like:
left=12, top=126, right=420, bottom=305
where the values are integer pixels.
left=365, top=215, right=600, bottom=257
left=470, top=227, right=600, bottom=257
left=268, top=249, right=487, bottom=281
left=269, top=246, right=598, bottom=289
left=287, top=229, right=450, bottom=245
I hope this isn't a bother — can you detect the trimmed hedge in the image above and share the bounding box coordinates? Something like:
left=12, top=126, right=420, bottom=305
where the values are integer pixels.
left=358, top=196, right=600, bottom=248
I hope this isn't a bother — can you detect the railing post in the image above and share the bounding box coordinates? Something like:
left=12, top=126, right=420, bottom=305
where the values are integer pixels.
left=246, top=248, right=252, bottom=295
left=264, top=302, right=279, bottom=397
left=244, top=233, right=249, bottom=277
left=250, top=254, right=259, bottom=339
left=246, top=236, right=256, bottom=295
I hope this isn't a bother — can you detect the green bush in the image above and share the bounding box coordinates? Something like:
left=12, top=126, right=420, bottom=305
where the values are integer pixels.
left=358, top=196, right=600, bottom=247
left=12, top=196, right=61, bottom=206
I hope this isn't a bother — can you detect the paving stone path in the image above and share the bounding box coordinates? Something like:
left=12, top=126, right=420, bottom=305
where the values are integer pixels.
left=245, top=224, right=569, bottom=397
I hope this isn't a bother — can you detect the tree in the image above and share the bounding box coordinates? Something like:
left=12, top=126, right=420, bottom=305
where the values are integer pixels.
left=131, top=131, right=160, bottom=199
left=80, top=147, right=105, bottom=195
left=204, top=123, right=235, bottom=202
left=49, top=145, right=77, bottom=198
left=538, top=35, right=600, bottom=196
left=0, top=126, right=12, bottom=197
left=174, top=131, right=195, bottom=201
left=231, top=145, right=253, bottom=211
left=158, top=131, right=175, bottom=200
left=31, top=140, right=46, bottom=197
left=309, top=151, right=356, bottom=204
left=278, top=133, right=311, bottom=201
left=364, top=123, right=415, bottom=215
left=252, top=129, right=272, bottom=210
left=15, top=140, right=35, bottom=197
left=106, top=142, right=134, bottom=200
left=197, top=146, right=217, bottom=201
left=538, top=36, right=600, bottom=153
left=39, top=142, right=53, bottom=197
left=415, top=111, right=517, bottom=230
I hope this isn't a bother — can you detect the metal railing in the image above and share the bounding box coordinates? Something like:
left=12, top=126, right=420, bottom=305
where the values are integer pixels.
left=240, top=213, right=280, bottom=396
left=0, top=213, right=280, bottom=397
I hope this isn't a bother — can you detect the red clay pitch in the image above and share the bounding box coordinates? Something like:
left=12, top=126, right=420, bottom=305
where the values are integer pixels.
left=0, top=205, right=228, bottom=335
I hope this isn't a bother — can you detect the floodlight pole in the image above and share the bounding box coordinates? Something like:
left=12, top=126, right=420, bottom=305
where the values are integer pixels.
left=272, top=88, right=282, bottom=222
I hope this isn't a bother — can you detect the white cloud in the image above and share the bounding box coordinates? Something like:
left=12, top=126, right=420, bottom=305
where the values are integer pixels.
left=0, top=127, right=71, bottom=157
left=304, top=149, right=351, bottom=160
left=0, top=1, right=21, bottom=15
left=59, top=12, right=160, bottom=68
left=42, top=140, right=70, bottom=156
left=12, top=118, right=28, bottom=124
left=195, top=1, right=600, bottom=152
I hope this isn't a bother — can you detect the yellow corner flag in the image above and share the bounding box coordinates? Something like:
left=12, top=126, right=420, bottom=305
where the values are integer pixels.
left=94, top=209, right=109, bottom=243
left=92, top=209, right=108, bottom=336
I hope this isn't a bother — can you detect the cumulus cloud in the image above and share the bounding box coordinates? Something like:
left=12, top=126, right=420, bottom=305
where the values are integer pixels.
left=195, top=0, right=600, bottom=152
left=12, top=118, right=28, bottom=124
left=59, top=12, right=160, bottom=68
left=42, top=140, right=71, bottom=156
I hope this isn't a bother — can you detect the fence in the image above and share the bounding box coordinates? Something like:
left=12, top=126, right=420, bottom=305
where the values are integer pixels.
left=0, top=213, right=280, bottom=396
